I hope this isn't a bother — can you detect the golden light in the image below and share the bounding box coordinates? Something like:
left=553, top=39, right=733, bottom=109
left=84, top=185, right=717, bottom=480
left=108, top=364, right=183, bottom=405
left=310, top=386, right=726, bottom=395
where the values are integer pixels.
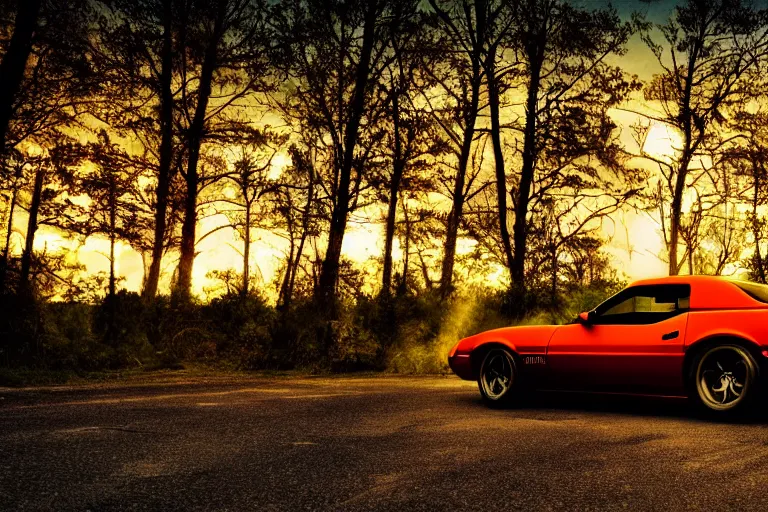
left=6, top=112, right=682, bottom=301
left=642, top=121, right=682, bottom=162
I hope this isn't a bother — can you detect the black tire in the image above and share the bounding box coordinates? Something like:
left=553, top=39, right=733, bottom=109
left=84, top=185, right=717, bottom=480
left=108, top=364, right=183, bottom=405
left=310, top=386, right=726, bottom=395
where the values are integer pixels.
left=477, top=348, right=520, bottom=407
left=689, top=344, right=759, bottom=417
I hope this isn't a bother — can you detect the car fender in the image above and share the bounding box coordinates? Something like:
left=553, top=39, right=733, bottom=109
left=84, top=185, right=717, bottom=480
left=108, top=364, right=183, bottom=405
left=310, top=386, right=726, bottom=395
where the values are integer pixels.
left=448, top=325, right=559, bottom=380
left=687, top=329, right=760, bottom=349
left=679, top=330, right=768, bottom=389
left=681, top=329, right=764, bottom=379
left=458, top=325, right=558, bottom=355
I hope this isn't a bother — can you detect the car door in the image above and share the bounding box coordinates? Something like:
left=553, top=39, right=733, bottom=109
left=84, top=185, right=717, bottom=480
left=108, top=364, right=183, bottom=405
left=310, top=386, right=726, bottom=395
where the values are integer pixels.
left=546, top=284, right=690, bottom=394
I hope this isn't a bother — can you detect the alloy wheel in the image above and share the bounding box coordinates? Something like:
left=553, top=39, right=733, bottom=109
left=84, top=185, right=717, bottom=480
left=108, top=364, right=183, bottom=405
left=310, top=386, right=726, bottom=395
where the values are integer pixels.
left=696, top=346, right=752, bottom=410
left=480, top=350, right=515, bottom=400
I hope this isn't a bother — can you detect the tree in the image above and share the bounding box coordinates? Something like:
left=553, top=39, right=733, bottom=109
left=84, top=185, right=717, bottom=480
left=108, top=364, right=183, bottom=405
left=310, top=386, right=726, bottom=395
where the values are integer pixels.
left=95, top=0, right=180, bottom=300
left=482, top=1, right=517, bottom=278
left=0, top=0, right=97, bottom=293
left=216, top=131, right=283, bottom=295
left=725, top=109, right=768, bottom=282
left=16, top=140, right=78, bottom=294
left=506, top=0, right=639, bottom=293
left=273, top=0, right=394, bottom=313
left=377, top=2, right=446, bottom=298
left=427, top=0, right=488, bottom=297
left=0, top=0, right=43, bottom=155
left=65, top=133, right=148, bottom=342
left=641, top=0, right=768, bottom=275
left=173, top=0, right=272, bottom=302
left=272, top=146, right=321, bottom=309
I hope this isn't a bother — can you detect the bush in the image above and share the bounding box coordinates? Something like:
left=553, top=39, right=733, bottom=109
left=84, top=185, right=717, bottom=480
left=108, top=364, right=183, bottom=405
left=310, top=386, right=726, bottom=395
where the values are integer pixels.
left=0, top=276, right=627, bottom=377
left=204, top=292, right=274, bottom=368
left=0, top=292, right=45, bottom=366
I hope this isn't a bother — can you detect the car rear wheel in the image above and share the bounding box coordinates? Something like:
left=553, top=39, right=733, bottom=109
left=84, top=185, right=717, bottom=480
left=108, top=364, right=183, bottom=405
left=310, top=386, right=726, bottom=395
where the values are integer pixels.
left=478, top=348, right=519, bottom=407
left=691, top=344, right=758, bottom=415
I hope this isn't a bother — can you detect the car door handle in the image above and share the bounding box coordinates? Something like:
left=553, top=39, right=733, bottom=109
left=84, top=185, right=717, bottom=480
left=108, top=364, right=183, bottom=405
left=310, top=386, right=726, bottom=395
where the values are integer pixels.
left=662, top=330, right=679, bottom=341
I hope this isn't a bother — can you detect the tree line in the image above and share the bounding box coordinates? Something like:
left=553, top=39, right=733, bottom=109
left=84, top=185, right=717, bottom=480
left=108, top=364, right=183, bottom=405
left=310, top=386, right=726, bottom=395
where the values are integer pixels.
left=2, top=0, right=768, bottom=371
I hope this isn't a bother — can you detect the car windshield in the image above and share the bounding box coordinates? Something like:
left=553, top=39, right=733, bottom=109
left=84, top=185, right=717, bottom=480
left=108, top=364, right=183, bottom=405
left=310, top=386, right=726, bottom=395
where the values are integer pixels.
left=730, top=280, right=768, bottom=303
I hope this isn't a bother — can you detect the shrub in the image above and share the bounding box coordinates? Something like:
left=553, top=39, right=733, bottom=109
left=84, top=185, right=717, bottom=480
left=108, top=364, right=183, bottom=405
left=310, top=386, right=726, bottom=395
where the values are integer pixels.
left=204, top=291, right=274, bottom=368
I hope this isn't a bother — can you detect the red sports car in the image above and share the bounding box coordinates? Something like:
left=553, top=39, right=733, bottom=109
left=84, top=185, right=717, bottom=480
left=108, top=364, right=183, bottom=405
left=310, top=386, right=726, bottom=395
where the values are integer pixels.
left=448, top=276, right=768, bottom=415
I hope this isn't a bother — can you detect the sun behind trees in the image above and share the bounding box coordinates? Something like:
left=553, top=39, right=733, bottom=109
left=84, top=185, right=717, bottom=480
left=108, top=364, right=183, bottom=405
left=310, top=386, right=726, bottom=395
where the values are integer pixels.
left=1, top=0, right=768, bottom=374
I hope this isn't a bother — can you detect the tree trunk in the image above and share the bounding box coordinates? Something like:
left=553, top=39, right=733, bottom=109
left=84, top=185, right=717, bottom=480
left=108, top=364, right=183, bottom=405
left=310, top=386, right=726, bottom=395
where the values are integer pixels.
left=317, top=4, right=378, bottom=314
left=669, top=46, right=698, bottom=276
left=108, top=176, right=117, bottom=302
left=511, top=41, right=544, bottom=289
left=753, top=158, right=766, bottom=283
left=143, top=0, right=175, bottom=300
left=286, top=166, right=314, bottom=309
left=19, top=165, right=44, bottom=290
left=550, top=247, right=558, bottom=306
left=688, top=241, right=694, bottom=275
left=0, top=167, right=20, bottom=294
left=0, top=0, right=42, bottom=155
left=242, top=201, right=251, bottom=295
left=485, top=46, right=513, bottom=273
left=176, top=169, right=199, bottom=301
left=668, top=152, right=691, bottom=276
left=438, top=0, right=488, bottom=298
left=397, top=198, right=410, bottom=296
left=381, top=91, right=404, bottom=299
left=106, top=176, right=117, bottom=345
left=277, top=188, right=296, bottom=308
left=278, top=236, right=295, bottom=308
left=439, top=65, right=482, bottom=298
left=381, top=169, right=402, bottom=298
left=174, top=4, right=225, bottom=302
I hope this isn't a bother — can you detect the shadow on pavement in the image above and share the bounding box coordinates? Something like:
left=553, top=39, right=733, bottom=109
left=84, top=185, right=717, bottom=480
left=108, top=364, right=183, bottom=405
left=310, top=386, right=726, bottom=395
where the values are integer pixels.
left=459, top=388, right=768, bottom=424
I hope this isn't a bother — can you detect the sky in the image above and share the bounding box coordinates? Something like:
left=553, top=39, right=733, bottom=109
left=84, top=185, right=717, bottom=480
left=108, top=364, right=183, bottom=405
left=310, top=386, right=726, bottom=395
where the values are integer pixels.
left=9, top=0, right=747, bottom=300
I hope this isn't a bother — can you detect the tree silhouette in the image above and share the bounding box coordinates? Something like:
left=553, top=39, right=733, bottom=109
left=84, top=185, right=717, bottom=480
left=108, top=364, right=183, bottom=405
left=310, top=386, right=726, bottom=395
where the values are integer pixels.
left=0, top=0, right=42, bottom=155
left=641, top=0, right=768, bottom=275
left=377, top=2, right=447, bottom=299
left=272, top=146, right=321, bottom=310
left=427, top=0, right=488, bottom=298
left=505, top=0, right=638, bottom=293
left=64, top=132, right=148, bottom=342
left=272, top=0, right=394, bottom=314
left=88, top=0, right=176, bottom=299
left=173, top=0, right=272, bottom=302
left=725, top=109, right=768, bottom=282
left=17, top=139, right=78, bottom=294
left=214, top=130, right=283, bottom=295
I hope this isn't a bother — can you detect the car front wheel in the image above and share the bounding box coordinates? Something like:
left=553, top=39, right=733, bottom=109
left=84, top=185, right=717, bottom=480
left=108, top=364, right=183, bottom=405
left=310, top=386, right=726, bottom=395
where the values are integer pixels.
left=478, top=348, right=519, bottom=407
left=691, top=344, right=759, bottom=415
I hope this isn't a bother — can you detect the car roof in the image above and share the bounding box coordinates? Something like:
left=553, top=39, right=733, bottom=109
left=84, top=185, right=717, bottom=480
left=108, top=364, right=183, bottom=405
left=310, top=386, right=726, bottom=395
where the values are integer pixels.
left=626, top=275, right=764, bottom=309
left=628, top=275, right=728, bottom=287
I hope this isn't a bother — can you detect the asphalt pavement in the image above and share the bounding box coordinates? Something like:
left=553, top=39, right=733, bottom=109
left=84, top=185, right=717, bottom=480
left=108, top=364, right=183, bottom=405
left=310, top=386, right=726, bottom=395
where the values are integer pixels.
left=2, top=375, right=768, bottom=511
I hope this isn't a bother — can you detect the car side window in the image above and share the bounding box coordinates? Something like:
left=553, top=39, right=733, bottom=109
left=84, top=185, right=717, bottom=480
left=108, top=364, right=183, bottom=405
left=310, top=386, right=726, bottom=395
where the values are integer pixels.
left=593, top=284, right=690, bottom=325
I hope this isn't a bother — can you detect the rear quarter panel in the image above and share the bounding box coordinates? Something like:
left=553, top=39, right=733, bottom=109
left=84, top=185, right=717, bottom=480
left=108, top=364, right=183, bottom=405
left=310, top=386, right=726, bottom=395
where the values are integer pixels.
left=685, top=309, right=768, bottom=351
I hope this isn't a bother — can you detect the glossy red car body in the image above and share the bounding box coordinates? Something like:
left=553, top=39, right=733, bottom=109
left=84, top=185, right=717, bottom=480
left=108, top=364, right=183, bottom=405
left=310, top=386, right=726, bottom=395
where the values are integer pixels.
left=448, top=276, right=768, bottom=396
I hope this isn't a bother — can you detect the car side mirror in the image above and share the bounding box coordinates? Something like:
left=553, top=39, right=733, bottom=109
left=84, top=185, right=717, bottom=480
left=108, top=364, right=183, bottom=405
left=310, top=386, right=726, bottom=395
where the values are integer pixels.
left=577, top=311, right=595, bottom=326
